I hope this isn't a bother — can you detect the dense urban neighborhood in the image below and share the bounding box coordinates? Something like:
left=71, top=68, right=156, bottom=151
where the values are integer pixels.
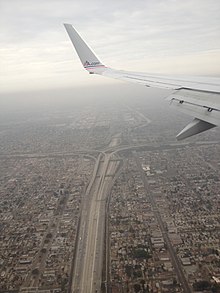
left=0, top=93, right=220, bottom=293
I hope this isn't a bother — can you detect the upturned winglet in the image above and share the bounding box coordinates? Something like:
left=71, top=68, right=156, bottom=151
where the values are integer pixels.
left=63, top=23, right=106, bottom=74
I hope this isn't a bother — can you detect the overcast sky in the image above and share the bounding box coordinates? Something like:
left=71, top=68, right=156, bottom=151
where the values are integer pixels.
left=1, top=0, right=220, bottom=94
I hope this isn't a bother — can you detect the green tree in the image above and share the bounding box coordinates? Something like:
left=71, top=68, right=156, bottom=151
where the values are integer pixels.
left=193, top=280, right=211, bottom=291
left=134, top=248, right=149, bottom=259
left=32, top=268, right=39, bottom=275
left=133, top=283, right=141, bottom=293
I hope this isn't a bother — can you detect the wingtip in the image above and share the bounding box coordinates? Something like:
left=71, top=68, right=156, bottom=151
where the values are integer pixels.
left=63, top=23, right=72, bottom=27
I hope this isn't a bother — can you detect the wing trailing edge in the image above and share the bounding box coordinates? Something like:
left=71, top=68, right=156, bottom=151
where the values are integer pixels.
left=176, top=118, right=215, bottom=140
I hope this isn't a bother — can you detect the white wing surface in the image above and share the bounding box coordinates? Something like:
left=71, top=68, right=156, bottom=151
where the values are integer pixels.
left=64, top=24, right=220, bottom=140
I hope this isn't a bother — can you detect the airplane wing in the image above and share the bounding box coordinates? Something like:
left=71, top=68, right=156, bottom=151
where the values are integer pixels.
left=63, top=23, right=220, bottom=140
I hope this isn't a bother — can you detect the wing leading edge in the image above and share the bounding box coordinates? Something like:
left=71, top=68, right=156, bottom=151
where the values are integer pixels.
left=64, top=23, right=220, bottom=140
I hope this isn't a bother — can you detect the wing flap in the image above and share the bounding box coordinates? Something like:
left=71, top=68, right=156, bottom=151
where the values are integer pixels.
left=176, top=118, right=216, bottom=140
left=168, top=89, right=220, bottom=127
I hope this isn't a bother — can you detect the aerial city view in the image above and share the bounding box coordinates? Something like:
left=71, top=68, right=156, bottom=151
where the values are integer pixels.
left=0, top=86, right=220, bottom=292
left=1, top=1, right=220, bottom=293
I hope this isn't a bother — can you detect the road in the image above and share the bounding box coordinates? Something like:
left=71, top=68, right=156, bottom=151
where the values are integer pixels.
left=69, top=136, right=216, bottom=292
left=71, top=150, right=120, bottom=293
left=12, top=136, right=217, bottom=291
left=135, top=151, right=192, bottom=293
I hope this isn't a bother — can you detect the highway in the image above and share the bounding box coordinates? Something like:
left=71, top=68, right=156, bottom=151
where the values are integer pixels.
left=7, top=135, right=215, bottom=292
left=71, top=147, right=120, bottom=293
left=69, top=136, right=216, bottom=292
left=1, top=140, right=219, bottom=160
left=32, top=133, right=218, bottom=292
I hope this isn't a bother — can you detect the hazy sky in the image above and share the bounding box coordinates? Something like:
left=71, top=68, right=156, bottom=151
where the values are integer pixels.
left=1, top=0, right=220, bottom=94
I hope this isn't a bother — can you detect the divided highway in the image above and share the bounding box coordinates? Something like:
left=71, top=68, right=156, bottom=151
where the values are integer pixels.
left=71, top=150, right=120, bottom=293
left=69, top=134, right=212, bottom=292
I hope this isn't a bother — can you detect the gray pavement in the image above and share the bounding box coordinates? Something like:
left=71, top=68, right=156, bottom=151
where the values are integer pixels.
left=71, top=151, right=120, bottom=293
